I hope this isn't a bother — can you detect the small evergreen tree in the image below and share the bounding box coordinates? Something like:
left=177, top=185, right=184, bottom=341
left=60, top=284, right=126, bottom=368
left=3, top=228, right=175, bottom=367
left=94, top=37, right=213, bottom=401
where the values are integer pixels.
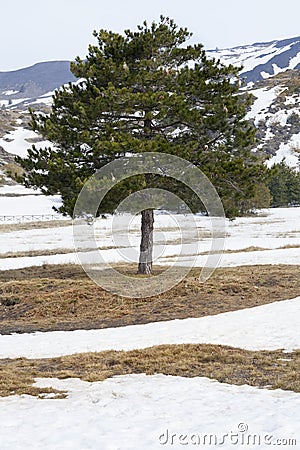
left=268, top=161, right=300, bottom=207
left=17, top=17, right=267, bottom=274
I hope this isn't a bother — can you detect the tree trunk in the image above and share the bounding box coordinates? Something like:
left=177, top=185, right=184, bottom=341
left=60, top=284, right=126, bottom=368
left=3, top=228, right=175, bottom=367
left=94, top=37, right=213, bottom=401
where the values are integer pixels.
left=138, top=209, right=154, bottom=274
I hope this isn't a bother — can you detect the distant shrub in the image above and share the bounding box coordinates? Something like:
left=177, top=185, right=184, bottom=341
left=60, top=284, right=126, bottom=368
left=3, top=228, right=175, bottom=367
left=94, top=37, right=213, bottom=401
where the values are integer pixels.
left=287, top=112, right=300, bottom=126
left=3, top=162, right=24, bottom=181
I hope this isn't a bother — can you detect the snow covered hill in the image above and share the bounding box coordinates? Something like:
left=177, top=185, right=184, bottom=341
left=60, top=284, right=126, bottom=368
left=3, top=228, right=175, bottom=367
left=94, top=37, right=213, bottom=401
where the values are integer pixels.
left=208, top=36, right=300, bottom=169
left=245, top=71, right=300, bottom=169
left=0, top=61, right=76, bottom=108
left=0, top=110, right=50, bottom=189
left=208, top=36, right=300, bottom=84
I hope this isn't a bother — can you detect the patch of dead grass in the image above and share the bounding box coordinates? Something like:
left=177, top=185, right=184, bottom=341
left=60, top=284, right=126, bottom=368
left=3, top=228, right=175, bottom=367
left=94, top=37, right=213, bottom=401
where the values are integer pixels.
left=0, top=264, right=299, bottom=334
left=0, top=245, right=123, bottom=259
left=0, top=220, right=73, bottom=233
left=1, top=344, right=299, bottom=398
left=163, top=244, right=300, bottom=258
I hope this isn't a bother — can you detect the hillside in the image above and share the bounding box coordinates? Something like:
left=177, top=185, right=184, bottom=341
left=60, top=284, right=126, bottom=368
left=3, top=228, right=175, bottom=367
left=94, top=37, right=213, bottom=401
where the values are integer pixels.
left=245, top=70, right=300, bottom=169
left=207, top=36, right=300, bottom=170
left=0, top=61, right=76, bottom=108
left=208, top=36, right=300, bottom=83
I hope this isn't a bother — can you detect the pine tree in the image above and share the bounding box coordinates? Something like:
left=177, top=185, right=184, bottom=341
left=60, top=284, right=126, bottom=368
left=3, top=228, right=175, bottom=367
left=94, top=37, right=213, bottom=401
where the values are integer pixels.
left=268, top=161, right=300, bottom=207
left=17, top=17, right=267, bottom=274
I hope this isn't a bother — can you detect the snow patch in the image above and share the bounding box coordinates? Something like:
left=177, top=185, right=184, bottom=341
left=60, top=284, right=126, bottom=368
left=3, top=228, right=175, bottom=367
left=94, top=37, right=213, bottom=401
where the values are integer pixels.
left=267, top=133, right=300, bottom=169
left=246, top=86, right=283, bottom=125
left=2, top=90, right=19, bottom=96
left=0, top=374, right=299, bottom=450
left=0, top=127, right=53, bottom=157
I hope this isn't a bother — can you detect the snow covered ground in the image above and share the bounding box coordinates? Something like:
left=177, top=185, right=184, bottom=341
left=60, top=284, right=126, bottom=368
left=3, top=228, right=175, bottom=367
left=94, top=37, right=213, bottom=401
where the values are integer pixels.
left=0, top=375, right=298, bottom=450
left=0, top=206, right=299, bottom=270
left=0, top=206, right=299, bottom=448
left=0, top=194, right=62, bottom=219
left=0, top=184, right=41, bottom=195
left=0, top=127, right=52, bottom=158
left=1, top=245, right=300, bottom=271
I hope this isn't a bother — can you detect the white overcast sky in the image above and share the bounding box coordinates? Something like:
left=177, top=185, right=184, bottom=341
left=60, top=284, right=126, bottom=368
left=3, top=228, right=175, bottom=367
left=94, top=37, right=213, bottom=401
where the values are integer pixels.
left=1, top=0, right=300, bottom=71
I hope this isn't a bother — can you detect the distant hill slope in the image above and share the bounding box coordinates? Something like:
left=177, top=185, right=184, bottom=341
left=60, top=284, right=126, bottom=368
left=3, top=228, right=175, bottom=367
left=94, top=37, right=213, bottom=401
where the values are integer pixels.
left=208, top=36, right=300, bottom=84
left=0, top=61, right=76, bottom=103
left=245, top=70, right=300, bottom=170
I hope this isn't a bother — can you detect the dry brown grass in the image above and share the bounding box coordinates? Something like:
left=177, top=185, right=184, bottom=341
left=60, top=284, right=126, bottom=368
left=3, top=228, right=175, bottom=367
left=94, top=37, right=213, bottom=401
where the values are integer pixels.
left=2, top=162, right=24, bottom=180
left=0, top=220, right=73, bottom=233
left=226, top=244, right=300, bottom=253
left=0, top=248, right=76, bottom=259
left=163, top=244, right=300, bottom=258
left=279, top=244, right=300, bottom=250
left=0, top=245, right=126, bottom=259
left=1, top=344, right=299, bottom=398
left=0, top=264, right=299, bottom=334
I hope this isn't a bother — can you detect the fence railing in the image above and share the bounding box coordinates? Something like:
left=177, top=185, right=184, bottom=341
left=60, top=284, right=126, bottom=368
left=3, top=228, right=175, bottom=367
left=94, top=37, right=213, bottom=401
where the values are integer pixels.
left=0, top=214, right=65, bottom=223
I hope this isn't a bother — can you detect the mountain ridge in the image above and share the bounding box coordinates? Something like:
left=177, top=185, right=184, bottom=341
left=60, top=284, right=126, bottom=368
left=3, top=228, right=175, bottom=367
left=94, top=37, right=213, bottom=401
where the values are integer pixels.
left=0, top=61, right=76, bottom=106
left=208, top=35, right=300, bottom=83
